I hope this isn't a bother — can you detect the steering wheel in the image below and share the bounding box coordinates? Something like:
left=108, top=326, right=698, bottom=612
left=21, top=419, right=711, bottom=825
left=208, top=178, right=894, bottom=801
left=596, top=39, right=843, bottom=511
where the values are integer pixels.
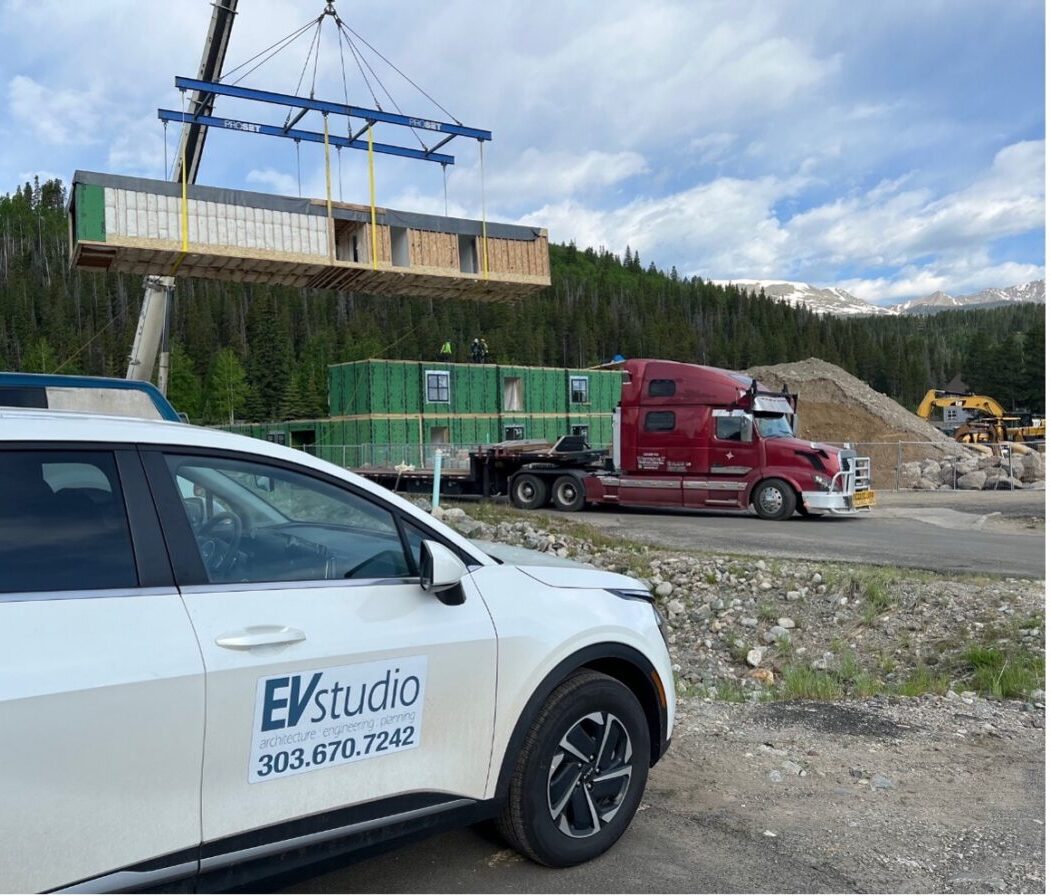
left=198, top=512, right=243, bottom=577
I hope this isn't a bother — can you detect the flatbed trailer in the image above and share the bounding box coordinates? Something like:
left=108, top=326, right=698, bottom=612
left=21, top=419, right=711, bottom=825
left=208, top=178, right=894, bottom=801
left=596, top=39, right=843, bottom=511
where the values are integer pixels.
left=356, top=437, right=607, bottom=498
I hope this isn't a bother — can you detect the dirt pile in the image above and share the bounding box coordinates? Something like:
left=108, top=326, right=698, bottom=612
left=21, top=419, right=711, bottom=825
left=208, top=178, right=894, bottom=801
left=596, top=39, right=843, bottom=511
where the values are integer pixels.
left=746, top=358, right=973, bottom=489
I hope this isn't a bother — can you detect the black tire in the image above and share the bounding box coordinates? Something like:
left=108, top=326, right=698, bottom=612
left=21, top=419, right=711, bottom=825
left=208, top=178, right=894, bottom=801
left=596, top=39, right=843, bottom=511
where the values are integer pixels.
left=751, top=478, right=797, bottom=521
left=497, top=670, right=650, bottom=867
left=511, top=473, right=548, bottom=510
left=550, top=475, right=586, bottom=512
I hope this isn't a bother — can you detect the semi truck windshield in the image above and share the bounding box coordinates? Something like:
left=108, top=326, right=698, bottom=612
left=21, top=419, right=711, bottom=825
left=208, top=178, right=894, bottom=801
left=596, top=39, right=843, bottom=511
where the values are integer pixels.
left=755, top=414, right=793, bottom=439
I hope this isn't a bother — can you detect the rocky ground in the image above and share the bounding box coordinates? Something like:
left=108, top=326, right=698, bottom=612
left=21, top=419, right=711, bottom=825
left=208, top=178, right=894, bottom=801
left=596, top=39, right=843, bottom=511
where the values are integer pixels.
left=288, top=501, right=1046, bottom=894
left=437, top=503, right=1045, bottom=702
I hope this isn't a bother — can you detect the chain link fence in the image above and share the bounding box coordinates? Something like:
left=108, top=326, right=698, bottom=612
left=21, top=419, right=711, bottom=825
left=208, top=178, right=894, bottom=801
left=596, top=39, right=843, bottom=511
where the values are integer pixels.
left=819, top=439, right=1046, bottom=491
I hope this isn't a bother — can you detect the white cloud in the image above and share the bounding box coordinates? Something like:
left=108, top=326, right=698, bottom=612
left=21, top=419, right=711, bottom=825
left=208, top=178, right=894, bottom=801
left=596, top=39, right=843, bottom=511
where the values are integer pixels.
left=245, top=168, right=301, bottom=197
left=521, top=138, right=1044, bottom=300
left=8, top=75, right=103, bottom=145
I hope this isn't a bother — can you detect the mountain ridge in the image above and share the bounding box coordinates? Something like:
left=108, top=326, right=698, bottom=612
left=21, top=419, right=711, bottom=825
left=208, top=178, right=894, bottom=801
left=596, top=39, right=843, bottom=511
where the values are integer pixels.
left=720, top=278, right=1045, bottom=317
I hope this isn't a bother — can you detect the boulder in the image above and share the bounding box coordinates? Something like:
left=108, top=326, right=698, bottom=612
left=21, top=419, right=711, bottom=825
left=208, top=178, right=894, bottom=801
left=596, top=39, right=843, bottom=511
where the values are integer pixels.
left=898, top=461, right=922, bottom=489
left=956, top=470, right=987, bottom=490
left=1021, top=452, right=1045, bottom=483
left=983, top=471, right=1024, bottom=490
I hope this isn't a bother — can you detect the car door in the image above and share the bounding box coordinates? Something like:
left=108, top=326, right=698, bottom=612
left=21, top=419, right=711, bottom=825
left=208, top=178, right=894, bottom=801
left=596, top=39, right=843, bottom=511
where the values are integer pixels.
left=0, top=447, right=205, bottom=893
left=702, top=409, right=760, bottom=508
left=141, top=448, right=497, bottom=861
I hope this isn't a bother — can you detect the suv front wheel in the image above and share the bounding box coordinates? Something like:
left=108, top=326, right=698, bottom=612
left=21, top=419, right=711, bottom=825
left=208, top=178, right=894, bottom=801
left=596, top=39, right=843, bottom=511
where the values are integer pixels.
left=497, top=670, right=650, bottom=866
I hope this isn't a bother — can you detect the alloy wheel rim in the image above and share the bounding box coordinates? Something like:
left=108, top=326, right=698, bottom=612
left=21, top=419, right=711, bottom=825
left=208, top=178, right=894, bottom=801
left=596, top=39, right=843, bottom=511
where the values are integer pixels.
left=547, top=711, right=633, bottom=839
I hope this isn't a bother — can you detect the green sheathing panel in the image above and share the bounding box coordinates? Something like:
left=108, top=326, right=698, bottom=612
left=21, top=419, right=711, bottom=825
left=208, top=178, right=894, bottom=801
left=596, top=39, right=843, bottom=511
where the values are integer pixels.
left=593, top=370, right=624, bottom=411
left=75, top=183, right=106, bottom=243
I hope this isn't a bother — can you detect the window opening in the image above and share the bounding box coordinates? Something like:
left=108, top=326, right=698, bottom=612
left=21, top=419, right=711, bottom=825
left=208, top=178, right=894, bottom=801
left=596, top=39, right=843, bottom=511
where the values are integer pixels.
left=425, top=371, right=450, bottom=403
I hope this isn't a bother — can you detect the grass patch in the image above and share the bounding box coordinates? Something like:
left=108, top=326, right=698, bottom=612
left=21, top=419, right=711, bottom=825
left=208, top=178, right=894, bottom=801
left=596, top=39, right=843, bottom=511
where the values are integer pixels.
left=758, top=603, right=779, bottom=623
left=896, top=664, right=950, bottom=697
left=960, top=646, right=1045, bottom=699
left=778, top=665, right=844, bottom=700
left=714, top=680, right=751, bottom=702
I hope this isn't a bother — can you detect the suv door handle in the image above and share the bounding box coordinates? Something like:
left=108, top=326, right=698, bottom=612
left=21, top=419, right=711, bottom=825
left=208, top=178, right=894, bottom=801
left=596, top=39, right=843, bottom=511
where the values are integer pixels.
left=215, top=626, right=306, bottom=650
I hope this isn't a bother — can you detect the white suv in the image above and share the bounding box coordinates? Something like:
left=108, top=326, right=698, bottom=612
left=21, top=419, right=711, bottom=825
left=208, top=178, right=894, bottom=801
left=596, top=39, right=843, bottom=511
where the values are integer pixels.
left=0, top=410, right=674, bottom=893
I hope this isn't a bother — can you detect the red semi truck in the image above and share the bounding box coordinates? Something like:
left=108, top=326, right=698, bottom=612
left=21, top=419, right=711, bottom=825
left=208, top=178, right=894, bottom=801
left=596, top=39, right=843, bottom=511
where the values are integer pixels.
left=359, top=359, right=874, bottom=520
left=505, top=359, right=874, bottom=520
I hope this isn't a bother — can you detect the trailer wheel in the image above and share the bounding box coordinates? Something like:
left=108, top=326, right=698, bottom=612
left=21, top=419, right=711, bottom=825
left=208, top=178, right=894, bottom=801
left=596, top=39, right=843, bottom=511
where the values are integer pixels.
left=511, top=474, right=548, bottom=510
left=752, top=478, right=796, bottom=521
left=551, top=475, right=586, bottom=512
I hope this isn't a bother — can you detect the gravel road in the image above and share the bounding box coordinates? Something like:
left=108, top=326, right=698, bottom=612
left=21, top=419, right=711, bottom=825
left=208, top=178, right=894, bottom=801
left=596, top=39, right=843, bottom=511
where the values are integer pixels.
left=286, top=696, right=1044, bottom=893
left=547, top=491, right=1044, bottom=578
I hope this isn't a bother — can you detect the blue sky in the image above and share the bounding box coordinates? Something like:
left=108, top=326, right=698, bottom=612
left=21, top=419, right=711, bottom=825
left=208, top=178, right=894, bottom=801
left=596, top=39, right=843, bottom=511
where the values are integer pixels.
left=0, top=0, right=1043, bottom=303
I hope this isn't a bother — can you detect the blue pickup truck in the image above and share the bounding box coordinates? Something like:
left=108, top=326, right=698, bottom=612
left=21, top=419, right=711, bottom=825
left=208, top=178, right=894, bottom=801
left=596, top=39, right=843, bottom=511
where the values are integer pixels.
left=0, top=372, right=182, bottom=422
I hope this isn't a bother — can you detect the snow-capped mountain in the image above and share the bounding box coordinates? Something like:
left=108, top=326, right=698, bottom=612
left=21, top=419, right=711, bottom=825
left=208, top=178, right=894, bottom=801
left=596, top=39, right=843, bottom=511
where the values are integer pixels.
left=890, top=280, right=1045, bottom=315
left=717, top=280, right=892, bottom=316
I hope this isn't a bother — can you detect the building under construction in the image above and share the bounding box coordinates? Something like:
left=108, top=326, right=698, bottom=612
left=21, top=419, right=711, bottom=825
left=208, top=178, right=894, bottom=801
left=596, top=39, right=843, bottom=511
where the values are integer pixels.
left=69, top=171, right=549, bottom=302
left=226, top=359, right=624, bottom=469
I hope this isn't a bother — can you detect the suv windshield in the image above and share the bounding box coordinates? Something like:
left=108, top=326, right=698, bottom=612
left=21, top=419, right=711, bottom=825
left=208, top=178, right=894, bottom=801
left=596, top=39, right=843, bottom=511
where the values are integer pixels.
left=755, top=414, right=793, bottom=439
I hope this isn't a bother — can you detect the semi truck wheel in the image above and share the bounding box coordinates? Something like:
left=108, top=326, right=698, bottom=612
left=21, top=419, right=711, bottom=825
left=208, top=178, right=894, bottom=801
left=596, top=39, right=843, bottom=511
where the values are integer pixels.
left=752, top=478, right=796, bottom=520
left=551, top=475, right=586, bottom=512
left=511, top=473, right=548, bottom=510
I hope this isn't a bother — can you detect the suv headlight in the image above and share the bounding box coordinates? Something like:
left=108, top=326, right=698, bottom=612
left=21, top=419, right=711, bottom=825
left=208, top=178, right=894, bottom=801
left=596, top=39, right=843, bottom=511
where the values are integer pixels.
left=605, top=588, right=670, bottom=648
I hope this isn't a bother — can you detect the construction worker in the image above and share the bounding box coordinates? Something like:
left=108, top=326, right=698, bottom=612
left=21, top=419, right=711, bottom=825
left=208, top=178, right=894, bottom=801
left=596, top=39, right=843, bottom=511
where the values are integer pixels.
left=480, top=337, right=490, bottom=364
left=470, top=338, right=482, bottom=364
left=439, top=339, right=453, bottom=362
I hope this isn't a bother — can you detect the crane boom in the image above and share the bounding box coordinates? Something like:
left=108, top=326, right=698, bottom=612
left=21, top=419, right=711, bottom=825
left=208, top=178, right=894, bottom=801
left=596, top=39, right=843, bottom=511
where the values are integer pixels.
left=126, top=0, right=238, bottom=388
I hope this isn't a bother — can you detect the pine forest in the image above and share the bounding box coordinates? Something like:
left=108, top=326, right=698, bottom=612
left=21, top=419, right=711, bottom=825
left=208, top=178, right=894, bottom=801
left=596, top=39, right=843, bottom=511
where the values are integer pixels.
left=1, top=179, right=1044, bottom=425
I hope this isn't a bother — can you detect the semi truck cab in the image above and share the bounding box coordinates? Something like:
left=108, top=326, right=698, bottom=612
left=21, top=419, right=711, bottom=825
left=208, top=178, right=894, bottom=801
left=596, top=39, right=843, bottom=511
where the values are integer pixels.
left=583, top=359, right=873, bottom=519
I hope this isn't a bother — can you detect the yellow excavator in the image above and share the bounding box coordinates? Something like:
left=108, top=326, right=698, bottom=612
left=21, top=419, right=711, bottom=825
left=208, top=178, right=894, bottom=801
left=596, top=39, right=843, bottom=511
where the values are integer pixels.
left=916, top=390, right=1045, bottom=443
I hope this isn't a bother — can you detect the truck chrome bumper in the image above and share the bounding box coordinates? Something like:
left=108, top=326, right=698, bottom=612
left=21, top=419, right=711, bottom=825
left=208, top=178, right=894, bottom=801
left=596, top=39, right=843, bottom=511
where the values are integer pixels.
left=801, top=490, right=875, bottom=514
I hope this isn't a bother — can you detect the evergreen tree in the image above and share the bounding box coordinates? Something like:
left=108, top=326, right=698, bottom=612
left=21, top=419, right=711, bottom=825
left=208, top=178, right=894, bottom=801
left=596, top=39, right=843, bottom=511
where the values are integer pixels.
left=204, top=347, right=249, bottom=425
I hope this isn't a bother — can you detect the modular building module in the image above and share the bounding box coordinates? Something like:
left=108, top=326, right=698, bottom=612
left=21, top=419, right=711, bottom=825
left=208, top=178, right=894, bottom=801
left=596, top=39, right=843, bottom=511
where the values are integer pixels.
left=69, top=171, right=550, bottom=301
left=226, top=359, right=624, bottom=469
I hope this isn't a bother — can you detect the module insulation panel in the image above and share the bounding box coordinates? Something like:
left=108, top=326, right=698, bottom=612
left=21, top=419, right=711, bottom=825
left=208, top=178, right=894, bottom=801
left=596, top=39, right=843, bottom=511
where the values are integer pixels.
left=68, top=171, right=549, bottom=301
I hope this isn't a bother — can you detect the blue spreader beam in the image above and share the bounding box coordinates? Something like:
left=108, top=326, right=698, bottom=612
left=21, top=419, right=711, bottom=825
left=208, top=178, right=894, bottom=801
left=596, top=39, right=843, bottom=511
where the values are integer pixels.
left=172, top=75, right=491, bottom=145
left=158, top=109, right=455, bottom=165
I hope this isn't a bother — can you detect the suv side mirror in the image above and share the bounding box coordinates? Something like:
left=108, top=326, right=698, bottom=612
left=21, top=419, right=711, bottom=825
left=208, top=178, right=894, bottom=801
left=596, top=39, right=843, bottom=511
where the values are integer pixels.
left=418, top=540, right=468, bottom=605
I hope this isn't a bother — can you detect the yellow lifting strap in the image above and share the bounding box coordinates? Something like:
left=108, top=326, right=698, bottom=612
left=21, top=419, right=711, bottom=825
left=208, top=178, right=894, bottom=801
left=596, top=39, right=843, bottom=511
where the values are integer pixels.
left=323, top=114, right=334, bottom=262
left=479, top=140, right=489, bottom=279
left=368, top=124, right=378, bottom=270
left=170, top=91, right=190, bottom=277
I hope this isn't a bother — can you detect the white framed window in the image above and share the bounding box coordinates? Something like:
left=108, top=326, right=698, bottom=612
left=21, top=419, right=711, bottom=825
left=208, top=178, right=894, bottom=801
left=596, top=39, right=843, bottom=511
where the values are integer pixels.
left=504, top=425, right=525, bottom=440
left=425, top=370, right=450, bottom=403
left=570, top=376, right=589, bottom=404
left=571, top=424, right=589, bottom=439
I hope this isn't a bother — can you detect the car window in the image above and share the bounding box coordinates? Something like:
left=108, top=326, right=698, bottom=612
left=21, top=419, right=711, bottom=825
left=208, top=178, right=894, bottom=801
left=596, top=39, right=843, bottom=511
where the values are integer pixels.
left=163, top=454, right=412, bottom=586
left=0, top=450, right=138, bottom=594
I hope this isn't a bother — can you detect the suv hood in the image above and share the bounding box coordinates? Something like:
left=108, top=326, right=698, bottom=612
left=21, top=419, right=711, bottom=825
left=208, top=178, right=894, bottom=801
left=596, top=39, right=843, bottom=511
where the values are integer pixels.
left=471, top=539, right=648, bottom=591
left=519, top=565, right=648, bottom=591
